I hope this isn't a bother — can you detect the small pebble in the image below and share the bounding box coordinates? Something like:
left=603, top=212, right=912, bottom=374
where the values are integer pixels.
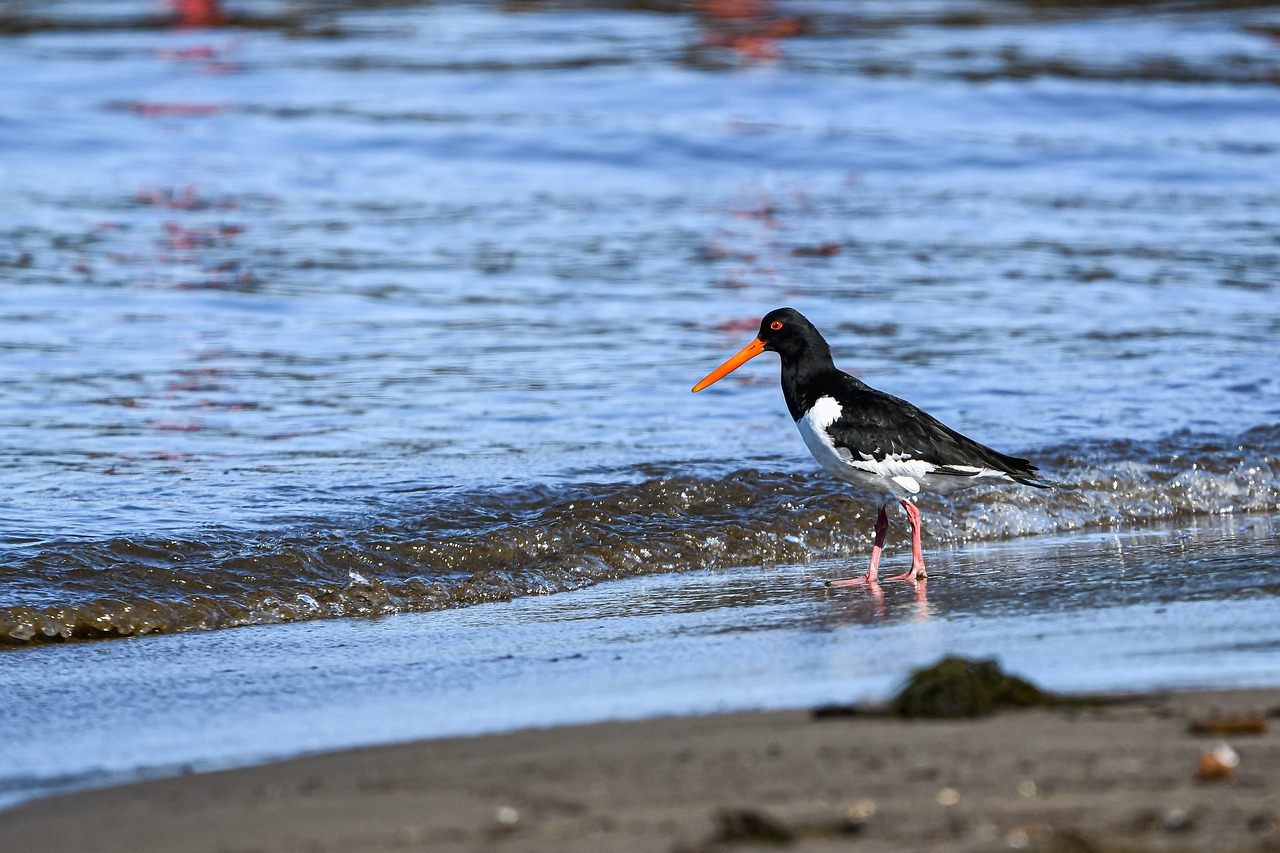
left=1197, top=741, right=1239, bottom=781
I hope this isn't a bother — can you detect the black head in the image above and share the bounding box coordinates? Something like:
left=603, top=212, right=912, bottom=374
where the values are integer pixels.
left=756, top=307, right=824, bottom=358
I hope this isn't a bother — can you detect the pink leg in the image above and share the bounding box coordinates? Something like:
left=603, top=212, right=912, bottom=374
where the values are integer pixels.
left=883, top=499, right=926, bottom=582
left=826, top=504, right=888, bottom=587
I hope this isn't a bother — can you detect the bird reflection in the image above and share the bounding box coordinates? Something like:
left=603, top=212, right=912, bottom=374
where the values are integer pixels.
left=824, top=576, right=932, bottom=622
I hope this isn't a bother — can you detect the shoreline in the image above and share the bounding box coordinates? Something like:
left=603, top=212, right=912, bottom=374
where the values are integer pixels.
left=2, top=686, right=1277, bottom=852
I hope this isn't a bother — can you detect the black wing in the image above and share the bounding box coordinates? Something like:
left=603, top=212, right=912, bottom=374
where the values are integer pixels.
left=817, top=372, right=1046, bottom=487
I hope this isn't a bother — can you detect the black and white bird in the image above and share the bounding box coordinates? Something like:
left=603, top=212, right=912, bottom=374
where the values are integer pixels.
left=692, top=307, right=1046, bottom=585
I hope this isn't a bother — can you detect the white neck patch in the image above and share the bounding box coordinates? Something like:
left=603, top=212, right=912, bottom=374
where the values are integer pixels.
left=802, top=395, right=843, bottom=429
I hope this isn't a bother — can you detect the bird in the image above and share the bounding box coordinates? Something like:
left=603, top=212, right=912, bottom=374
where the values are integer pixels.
left=691, top=307, right=1047, bottom=585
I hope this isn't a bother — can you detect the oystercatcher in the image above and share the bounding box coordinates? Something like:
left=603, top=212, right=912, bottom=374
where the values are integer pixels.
left=692, top=307, right=1046, bottom=585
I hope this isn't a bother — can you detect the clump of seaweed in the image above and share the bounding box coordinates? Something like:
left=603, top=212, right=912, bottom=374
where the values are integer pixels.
left=887, top=656, right=1047, bottom=719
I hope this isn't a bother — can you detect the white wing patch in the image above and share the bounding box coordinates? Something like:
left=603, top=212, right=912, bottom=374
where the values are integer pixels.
left=849, top=452, right=935, bottom=495
left=936, top=464, right=1009, bottom=479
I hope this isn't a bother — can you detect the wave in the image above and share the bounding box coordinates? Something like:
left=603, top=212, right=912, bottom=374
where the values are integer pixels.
left=3, top=424, right=1277, bottom=647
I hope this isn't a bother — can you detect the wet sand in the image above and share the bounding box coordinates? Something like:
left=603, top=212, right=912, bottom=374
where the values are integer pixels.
left=2, top=687, right=1278, bottom=853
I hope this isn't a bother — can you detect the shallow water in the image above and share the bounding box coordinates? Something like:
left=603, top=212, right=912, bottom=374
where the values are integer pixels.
left=2, top=512, right=1277, bottom=809
left=3, top=0, right=1279, bottom=645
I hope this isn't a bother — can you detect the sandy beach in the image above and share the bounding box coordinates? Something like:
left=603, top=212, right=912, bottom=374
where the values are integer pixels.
left=2, top=686, right=1277, bottom=853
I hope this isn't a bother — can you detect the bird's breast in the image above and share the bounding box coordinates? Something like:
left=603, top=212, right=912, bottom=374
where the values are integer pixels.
left=796, top=396, right=860, bottom=479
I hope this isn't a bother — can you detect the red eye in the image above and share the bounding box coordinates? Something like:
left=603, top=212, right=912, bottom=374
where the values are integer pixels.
left=770, top=320, right=783, bottom=331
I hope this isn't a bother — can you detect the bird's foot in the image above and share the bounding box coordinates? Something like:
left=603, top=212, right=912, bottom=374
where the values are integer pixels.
left=824, top=575, right=874, bottom=588
left=819, top=568, right=880, bottom=589
left=882, top=565, right=926, bottom=583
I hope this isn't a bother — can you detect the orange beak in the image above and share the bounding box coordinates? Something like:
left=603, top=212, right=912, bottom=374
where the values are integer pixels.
left=691, top=337, right=767, bottom=392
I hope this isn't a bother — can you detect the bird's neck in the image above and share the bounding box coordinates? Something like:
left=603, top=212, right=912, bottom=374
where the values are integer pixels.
left=779, top=339, right=838, bottom=421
